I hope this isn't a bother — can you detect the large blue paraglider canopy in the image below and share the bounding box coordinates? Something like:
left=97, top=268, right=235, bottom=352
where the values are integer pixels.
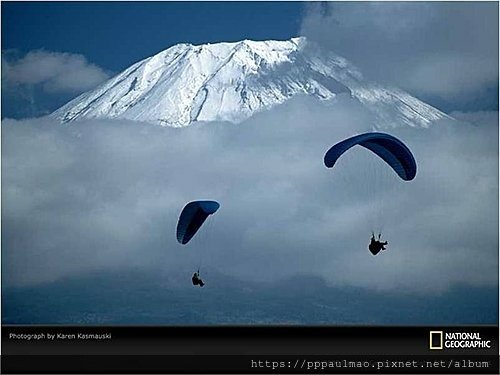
left=324, top=132, right=417, bottom=181
left=176, top=200, right=220, bottom=245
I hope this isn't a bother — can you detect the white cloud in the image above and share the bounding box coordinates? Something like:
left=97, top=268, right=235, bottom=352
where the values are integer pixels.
left=406, top=54, right=499, bottom=99
left=300, top=2, right=499, bottom=103
left=2, top=50, right=110, bottom=93
left=2, top=98, right=498, bottom=294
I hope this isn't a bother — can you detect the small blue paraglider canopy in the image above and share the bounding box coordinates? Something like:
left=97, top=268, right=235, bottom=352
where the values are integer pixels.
left=324, top=132, right=417, bottom=181
left=176, top=200, right=220, bottom=245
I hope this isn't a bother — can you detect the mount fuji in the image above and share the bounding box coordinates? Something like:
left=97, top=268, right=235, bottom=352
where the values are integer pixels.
left=52, top=37, right=448, bottom=128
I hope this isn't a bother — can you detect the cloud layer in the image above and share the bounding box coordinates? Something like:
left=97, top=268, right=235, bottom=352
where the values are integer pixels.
left=2, top=96, right=498, bottom=294
left=301, top=2, right=499, bottom=106
left=2, top=50, right=109, bottom=93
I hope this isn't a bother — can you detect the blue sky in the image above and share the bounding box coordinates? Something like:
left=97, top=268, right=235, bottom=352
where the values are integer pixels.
left=2, top=2, right=304, bottom=118
left=2, top=2, right=498, bottom=118
left=2, top=2, right=303, bottom=72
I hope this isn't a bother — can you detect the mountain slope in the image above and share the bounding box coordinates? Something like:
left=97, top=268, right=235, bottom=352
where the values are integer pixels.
left=52, top=37, right=448, bottom=128
left=3, top=270, right=497, bottom=324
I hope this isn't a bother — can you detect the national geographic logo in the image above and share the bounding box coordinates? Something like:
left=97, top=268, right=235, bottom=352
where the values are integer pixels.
left=429, top=330, right=491, bottom=350
left=429, top=331, right=443, bottom=350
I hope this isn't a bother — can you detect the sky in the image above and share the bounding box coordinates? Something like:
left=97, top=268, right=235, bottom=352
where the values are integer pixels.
left=301, top=2, right=499, bottom=112
left=2, top=2, right=303, bottom=117
left=2, top=2, right=303, bottom=70
left=2, top=2, right=498, bottom=117
left=1, top=2, right=498, bottom=324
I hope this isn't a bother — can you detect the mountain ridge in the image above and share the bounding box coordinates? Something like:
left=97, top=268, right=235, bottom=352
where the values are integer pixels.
left=52, top=37, right=449, bottom=128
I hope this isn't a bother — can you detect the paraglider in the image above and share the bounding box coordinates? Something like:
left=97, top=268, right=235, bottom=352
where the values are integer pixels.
left=192, top=270, right=205, bottom=287
left=368, top=233, right=388, bottom=256
left=176, top=200, right=220, bottom=245
left=177, top=200, right=220, bottom=285
left=324, top=132, right=417, bottom=181
left=324, top=132, right=416, bottom=255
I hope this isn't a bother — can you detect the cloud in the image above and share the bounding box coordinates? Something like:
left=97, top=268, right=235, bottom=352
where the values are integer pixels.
left=300, top=2, right=499, bottom=105
left=2, top=97, right=498, bottom=294
left=2, top=50, right=110, bottom=93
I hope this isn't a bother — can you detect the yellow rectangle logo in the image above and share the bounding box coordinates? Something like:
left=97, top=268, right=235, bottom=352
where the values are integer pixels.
left=429, top=331, right=443, bottom=350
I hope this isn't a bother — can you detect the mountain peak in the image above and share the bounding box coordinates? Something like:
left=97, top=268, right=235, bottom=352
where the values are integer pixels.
left=52, top=37, right=447, bottom=128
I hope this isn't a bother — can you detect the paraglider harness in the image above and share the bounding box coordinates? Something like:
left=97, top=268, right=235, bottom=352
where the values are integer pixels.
left=192, top=270, right=205, bottom=287
left=368, top=232, right=388, bottom=256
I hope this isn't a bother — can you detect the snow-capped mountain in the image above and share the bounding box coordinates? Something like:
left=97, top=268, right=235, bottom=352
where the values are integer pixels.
left=52, top=37, right=448, bottom=127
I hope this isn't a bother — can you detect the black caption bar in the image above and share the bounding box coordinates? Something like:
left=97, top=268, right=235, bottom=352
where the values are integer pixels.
left=2, top=326, right=498, bottom=355
left=1, top=326, right=498, bottom=373
left=2, top=355, right=499, bottom=374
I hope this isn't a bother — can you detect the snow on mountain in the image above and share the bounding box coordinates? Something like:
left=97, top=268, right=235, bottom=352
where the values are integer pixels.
left=52, top=37, right=448, bottom=128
